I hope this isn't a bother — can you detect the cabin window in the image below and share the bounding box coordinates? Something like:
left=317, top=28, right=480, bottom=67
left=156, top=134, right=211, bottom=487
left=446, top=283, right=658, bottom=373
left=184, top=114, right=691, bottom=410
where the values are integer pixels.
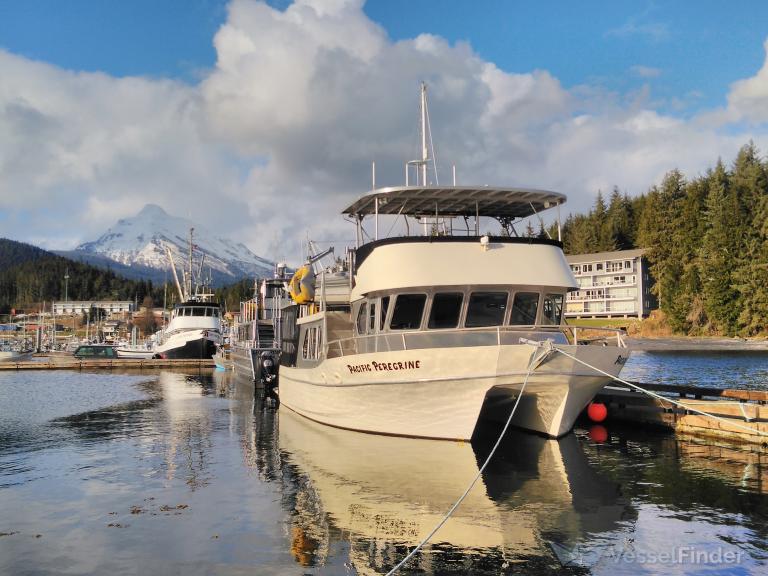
left=380, top=296, right=390, bottom=331
left=428, top=292, right=463, bottom=329
left=510, top=292, right=539, bottom=325
left=193, top=308, right=205, bottom=316
left=465, top=292, right=508, bottom=327
left=356, top=302, right=368, bottom=335
left=542, top=294, right=564, bottom=325
left=369, top=301, right=377, bottom=333
left=389, top=294, right=426, bottom=330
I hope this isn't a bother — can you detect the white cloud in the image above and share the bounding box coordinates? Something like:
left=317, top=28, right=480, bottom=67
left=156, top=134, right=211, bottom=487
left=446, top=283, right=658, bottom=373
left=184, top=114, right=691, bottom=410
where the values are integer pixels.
left=630, top=65, right=662, bottom=78
left=1, top=0, right=768, bottom=265
left=723, top=39, right=768, bottom=123
left=605, top=20, right=669, bottom=42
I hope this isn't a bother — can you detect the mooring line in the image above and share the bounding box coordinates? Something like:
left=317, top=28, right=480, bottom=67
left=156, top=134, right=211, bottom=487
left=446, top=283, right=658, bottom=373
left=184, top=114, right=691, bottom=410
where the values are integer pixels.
left=385, top=344, right=539, bottom=575
left=552, top=346, right=768, bottom=438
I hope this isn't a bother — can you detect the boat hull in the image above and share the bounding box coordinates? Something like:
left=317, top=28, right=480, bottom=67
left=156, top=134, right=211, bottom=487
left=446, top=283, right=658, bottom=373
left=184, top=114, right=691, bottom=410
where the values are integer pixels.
left=230, top=345, right=256, bottom=380
left=0, top=350, right=33, bottom=362
left=156, top=330, right=218, bottom=360
left=115, top=348, right=157, bottom=359
left=278, top=343, right=628, bottom=440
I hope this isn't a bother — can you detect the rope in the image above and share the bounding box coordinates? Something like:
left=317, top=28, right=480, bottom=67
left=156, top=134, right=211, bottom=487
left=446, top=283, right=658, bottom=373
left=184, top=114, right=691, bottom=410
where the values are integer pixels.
left=552, top=346, right=768, bottom=438
left=385, top=345, right=539, bottom=575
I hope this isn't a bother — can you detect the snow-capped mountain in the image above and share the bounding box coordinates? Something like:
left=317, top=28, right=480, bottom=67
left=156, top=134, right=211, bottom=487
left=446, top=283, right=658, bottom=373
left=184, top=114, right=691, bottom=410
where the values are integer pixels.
left=74, top=204, right=274, bottom=284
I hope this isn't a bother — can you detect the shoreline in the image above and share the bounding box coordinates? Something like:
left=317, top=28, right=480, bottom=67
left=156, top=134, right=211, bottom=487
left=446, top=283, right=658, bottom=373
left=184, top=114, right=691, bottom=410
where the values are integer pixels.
left=626, top=336, right=768, bottom=351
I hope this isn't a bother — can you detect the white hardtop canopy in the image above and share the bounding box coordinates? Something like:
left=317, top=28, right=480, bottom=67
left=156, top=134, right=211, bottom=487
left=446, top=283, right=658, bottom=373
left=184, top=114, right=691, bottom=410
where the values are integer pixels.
left=342, top=186, right=566, bottom=219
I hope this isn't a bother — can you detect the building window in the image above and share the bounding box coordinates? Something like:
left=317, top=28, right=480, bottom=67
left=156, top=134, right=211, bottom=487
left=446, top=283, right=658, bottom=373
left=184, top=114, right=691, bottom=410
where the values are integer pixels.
left=596, top=263, right=603, bottom=271
left=584, top=264, right=593, bottom=272
left=624, top=260, right=631, bottom=269
left=389, top=294, right=427, bottom=330
left=428, top=292, right=464, bottom=329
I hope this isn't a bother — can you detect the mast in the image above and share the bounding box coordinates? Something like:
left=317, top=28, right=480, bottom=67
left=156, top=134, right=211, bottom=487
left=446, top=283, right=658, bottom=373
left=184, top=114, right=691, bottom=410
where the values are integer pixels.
left=420, top=81, right=428, bottom=186
left=187, top=228, right=195, bottom=298
left=166, top=246, right=185, bottom=302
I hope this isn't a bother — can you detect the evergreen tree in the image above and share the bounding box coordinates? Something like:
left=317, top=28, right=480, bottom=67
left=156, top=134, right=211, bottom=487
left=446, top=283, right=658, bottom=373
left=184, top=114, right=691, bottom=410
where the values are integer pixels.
left=730, top=143, right=768, bottom=334
left=700, top=162, right=740, bottom=334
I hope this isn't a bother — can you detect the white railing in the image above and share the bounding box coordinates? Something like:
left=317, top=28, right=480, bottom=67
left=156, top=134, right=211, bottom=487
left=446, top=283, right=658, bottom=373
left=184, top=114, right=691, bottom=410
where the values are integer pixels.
left=325, top=324, right=627, bottom=359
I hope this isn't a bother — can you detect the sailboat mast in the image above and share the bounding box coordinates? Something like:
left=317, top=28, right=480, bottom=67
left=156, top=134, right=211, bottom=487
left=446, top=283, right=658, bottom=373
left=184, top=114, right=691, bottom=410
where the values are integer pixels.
left=420, top=82, right=428, bottom=186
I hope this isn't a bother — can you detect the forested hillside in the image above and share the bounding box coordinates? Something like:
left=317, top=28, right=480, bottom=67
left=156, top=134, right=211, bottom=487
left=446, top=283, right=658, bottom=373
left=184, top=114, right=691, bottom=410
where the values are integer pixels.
left=552, top=142, right=768, bottom=337
left=0, top=238, right=162, bottom=314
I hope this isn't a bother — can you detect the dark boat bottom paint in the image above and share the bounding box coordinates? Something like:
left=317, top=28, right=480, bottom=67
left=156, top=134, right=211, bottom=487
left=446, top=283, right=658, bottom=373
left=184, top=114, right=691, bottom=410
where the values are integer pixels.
left=160, top=338, right=216, bottom=360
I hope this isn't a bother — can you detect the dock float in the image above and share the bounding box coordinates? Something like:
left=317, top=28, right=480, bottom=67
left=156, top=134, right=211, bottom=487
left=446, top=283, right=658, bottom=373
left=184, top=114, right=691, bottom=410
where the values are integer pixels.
left=0, top=358, right=215, bottom=371
left=592, top=382, right=768, bottom=445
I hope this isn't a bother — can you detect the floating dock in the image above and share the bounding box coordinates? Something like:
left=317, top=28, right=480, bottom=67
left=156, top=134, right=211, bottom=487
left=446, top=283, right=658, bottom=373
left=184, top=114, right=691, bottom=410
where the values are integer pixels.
left=592, top=382, right=768, bottom=445
left=0, top=358, right=215, bottom=371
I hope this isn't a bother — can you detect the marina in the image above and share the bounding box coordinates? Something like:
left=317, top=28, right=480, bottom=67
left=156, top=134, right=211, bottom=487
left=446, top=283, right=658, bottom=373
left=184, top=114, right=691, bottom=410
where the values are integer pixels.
left=0, top=354, right=766, bottom=575
left=3, top=11, right=768, bottom=573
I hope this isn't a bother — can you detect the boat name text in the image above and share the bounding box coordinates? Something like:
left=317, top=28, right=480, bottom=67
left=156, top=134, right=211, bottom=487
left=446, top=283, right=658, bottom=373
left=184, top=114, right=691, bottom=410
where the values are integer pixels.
left=347, top=360, right=421, bottom=374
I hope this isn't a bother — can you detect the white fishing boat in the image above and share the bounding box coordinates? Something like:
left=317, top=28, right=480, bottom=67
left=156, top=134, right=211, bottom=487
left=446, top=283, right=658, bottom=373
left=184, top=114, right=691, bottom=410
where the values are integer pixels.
left=277, top=83, right=629, bottom=441
left=155, top=229, right=222, bottom=360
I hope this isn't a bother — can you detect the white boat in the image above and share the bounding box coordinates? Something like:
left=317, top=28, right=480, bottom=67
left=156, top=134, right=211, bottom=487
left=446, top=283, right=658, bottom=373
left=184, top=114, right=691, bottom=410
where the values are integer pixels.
left=114, top=345, right=158, bottom=359
left=154, top=301, right=221, bottom=359
left=0, top=350, right=33, bottom=362
left=277, top=84, right=629, bottom=441
left=154, top=229, right=222, bottom=360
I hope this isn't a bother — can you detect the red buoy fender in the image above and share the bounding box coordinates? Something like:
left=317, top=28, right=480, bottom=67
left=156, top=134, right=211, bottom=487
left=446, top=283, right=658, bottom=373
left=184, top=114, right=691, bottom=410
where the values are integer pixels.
left=587, top=402, right=608, bottom=423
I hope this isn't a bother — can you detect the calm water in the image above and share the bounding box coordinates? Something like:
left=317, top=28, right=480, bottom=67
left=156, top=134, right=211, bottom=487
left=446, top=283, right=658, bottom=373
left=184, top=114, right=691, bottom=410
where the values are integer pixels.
left=0, top=354, right=766, bottom=575
left=622, top=350, right=768, bottom=390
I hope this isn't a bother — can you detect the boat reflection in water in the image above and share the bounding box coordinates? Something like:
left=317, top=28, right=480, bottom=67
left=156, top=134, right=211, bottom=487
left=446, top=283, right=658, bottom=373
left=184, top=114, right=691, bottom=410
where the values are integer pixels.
left=277, top=409, right=636, bottom=573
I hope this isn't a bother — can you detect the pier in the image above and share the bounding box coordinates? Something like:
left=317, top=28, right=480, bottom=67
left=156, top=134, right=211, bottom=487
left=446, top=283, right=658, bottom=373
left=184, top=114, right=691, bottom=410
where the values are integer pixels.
left=591, top=381, right=768, bottom=445
left=0, top=357, right=215, bottom=371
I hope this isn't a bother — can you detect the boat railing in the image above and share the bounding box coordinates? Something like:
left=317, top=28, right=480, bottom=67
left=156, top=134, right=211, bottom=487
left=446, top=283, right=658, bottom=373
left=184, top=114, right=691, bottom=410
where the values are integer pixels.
left=325, top=324, right=626, bottom=359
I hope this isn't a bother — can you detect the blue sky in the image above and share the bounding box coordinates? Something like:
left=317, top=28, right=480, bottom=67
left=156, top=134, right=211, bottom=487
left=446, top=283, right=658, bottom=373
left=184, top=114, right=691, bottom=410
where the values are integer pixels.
left=1, top=0, right=768, bottom=258
left=3, top=0, right=767, bottom=114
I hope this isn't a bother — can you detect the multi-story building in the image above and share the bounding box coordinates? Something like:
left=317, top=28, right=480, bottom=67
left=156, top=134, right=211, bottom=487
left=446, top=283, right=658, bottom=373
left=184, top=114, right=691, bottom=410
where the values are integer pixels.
left=565, top=249, right=656, bottom=319
left=53, top=301, right=134, bottom=316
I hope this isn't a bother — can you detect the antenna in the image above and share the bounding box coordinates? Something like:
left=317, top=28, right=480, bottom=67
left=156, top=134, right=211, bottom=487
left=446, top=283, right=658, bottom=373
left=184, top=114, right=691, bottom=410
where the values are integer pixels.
left=187, top=228, right=195, bottom=298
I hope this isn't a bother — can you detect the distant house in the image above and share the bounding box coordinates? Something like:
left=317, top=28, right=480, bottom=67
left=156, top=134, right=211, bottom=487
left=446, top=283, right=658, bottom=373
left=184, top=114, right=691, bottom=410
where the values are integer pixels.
left=565, top=249, right=657, bottom=319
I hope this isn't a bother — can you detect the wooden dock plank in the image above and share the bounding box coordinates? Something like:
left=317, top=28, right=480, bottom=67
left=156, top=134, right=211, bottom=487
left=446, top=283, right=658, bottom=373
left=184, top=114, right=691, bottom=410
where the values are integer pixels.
left=0, top=358, right=215, bottom=370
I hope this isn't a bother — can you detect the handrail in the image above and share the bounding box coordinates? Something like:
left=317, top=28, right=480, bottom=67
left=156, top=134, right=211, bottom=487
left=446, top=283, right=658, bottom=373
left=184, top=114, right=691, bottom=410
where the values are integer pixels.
left=323, top=323, right=626, bottom=356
